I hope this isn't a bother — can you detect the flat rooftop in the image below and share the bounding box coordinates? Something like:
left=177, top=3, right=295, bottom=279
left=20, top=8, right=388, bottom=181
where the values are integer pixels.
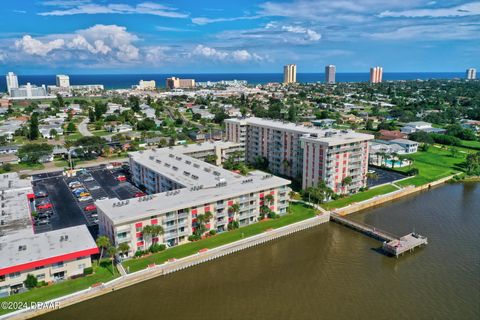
left=0, top=225, right=97, bottom=275
left=227, top=117, right=374, bottom=145
left=96, top=170, right=290, bottom=225
left=164, top=141, right=243, bottom=155
left=0, top=173, right=33, bottom=237
left=130, top=148, right=241, bottom=188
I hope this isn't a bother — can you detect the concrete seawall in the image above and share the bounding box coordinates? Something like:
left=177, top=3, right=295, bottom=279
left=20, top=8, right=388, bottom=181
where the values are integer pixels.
left=334, top=175, right=455, bottom=216
left=2, top=212, right=330, bottom=320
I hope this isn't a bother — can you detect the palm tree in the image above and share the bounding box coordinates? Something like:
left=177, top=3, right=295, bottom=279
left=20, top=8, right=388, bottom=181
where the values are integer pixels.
left=107, top=246, right=117, bottom=274
left=96, top=236, right=110, bottom=261
left=264, top=194, right=274, bottom=205
left=366, top=172, right=379, bottom=180
left=229, top=203, right=240, bottom=216
left=117, top=242, right=130, bottom=258
left=391, top=152, right=399, bottom=169
left=142, top=225, right=153, bottom=247
left=341, top=176, right=353, bottom=194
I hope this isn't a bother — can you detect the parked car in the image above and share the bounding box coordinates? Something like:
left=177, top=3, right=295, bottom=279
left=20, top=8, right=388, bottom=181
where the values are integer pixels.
left=68, top=180, right=81, bottom=188
left=93, top=219, right=99, bottom=224
left=36, top=211, right=51, bottom=219
left=134, top=192, right=147, bottom=198
left=98, top=196, right=109, bottom=201
left=37, top=209, right=54, bottom=216
left=34, top=218, right=50, bottom=226
left=72, top=188, right=87, bottom=196
left=36, top=203, right=53, bottom=210
left=84, top=204, right=96, bottom=211
left=34, top=189, right=48, bottom=198
left=78, top=192, right=91, bottom=198
left=116, top=175, right=127, bottom=182
left=35, top=199, right=50, bottom=206
left=88, top=185, right=101, bottom=190
left=79, top=196, right=93, bottom=202
left=84, top=177, right=95, bottom=182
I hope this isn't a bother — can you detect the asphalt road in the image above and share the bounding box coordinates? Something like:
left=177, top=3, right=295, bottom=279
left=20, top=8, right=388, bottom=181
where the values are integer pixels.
left=78, top=118, right=93, bottom=137
left=90, top=168, right=141, bottom=200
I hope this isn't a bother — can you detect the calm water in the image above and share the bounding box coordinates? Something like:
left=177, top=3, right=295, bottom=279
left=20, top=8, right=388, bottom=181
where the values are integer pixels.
left=37, top=182, right=480, bottom=320
left=0, top=72, right=465, bottom=90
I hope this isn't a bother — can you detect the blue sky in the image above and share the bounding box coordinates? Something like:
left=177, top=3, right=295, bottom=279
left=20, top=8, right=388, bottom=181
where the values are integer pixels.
left=0, top=0, right=478, bottom=74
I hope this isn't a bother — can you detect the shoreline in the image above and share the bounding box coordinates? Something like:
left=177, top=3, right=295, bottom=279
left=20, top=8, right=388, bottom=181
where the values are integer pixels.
left=0, top=174, right=473, bottom=319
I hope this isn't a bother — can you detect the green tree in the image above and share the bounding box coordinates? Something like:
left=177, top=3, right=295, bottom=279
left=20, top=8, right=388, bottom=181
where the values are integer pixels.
left=66, top=122, right=76, bottom=133
left=24, top=274, right=38, bottom=289
left=117, top=243, right=130, bottom=257
left=96, top=235, right=110, bottom=261
left=88, top=108, right=96, bottom=122
left=465, top=152, right=480, bottom=175
left=107, top=246, right=117, bottom=274
left=28, top=112, right=40, bottom=140
left=49, top=128, right=58, bottom=138
left=18, top=143, right=53, bottom=164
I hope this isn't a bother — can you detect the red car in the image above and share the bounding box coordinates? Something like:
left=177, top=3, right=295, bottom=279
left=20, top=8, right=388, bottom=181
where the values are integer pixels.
left=116, top=175, right=127, bottom=182
left=84, top=204, right=97, bottom=212
left=36, top=203, right=53, bottom=210
left=134, top=192, right=147, bottom=198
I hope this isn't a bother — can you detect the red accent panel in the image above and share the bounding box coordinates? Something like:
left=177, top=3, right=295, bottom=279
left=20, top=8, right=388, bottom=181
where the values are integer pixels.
left=135, top=222, right=143, bottom=228
left=191, top=209, right=197, bottom=215
left=0, top=247, right=99, bottom=276
left=270, top=206, right=274, bottom=210
left=136, top=232, right=143, bottom=238
left=259, top=193, right=264, bottom=198
left=151, top=219, right=158, bottom=225
left=227, top=200, right=233, bottom=206
left=270, top=191, right=275, bottom=195
left=136, top=241, right=144, bottom=247
left=204, top=206, right=210, bottom=212
left=205, top=223, right=211, bottom=229
left=27, top=193, right=35, bottom=199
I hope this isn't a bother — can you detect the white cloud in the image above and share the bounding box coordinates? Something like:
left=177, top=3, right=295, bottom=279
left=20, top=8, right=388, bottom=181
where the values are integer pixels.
left=191, top=15, right=261, bottom=25
left=281, top=25, right=321, bottom=42
left=379, top=2, right=480, bottom=18
left=39, top=1, right=188, bottom=18
left=369, top=23, right=480, bottom=40
left=191, top=45, right=264, bottom=62
left=15, top=35, right=65, bottom=56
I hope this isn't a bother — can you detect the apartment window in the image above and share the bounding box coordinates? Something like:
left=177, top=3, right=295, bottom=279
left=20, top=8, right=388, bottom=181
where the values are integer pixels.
left=35, top=266, right=45, bottom=270
left=0, top=275, right=5, bottom=282
left=78, top=263, right=86, bottom=270
left=52, top=262, right=64, bottom=269
left=9, top=272, right=20, bottom=279
left=36, top=274, right=45, bottom=280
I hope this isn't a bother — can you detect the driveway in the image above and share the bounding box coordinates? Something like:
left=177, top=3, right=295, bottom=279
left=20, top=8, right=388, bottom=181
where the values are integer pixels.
left=78, top=117, right=93, bottom=137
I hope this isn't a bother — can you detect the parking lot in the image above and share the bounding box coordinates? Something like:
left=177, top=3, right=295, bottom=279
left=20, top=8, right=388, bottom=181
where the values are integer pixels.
left=367, top=166, right=406, bottom=187
left=31, top=164, right=142, bottom=236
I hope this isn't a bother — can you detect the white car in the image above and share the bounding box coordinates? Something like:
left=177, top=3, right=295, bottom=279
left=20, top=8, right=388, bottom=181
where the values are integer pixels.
left=89, top=185, right=101, bottom=190
left=98, top=196, right=109, bottom=201
left=84, top=177, right=95, bottom=182
left=79, top=196, right=93, bottom=202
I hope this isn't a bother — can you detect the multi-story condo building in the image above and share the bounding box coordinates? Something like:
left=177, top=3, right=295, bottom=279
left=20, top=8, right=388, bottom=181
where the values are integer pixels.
left=466, top=68, right=477, bottom=80
left=166, top=77, right=195, bottom=89
left=96, top=146, right=290, bottom=255
left=325, top=65, right=336, bottom=84
left=55, top=74, right=70, bottom=88
left=225, top=117, right=374, bottom=193
left=5, top=72, right=18, bottom=95
left=283, top=64, right=297, bottom=84
left=370, top=66, right=383, bottom=83
left=136, top=80, right=156, bottom=90
left=9, top=83, right=48, bottom=99
left=0, top=173, right=97, bottom=296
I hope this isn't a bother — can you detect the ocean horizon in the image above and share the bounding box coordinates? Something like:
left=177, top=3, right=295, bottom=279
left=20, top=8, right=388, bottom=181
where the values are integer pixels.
left=0, top=72, right=466, bottom=90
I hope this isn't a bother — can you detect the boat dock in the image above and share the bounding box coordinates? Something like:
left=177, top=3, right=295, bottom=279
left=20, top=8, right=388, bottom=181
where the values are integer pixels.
left=330, top=212, right=427, bottom=257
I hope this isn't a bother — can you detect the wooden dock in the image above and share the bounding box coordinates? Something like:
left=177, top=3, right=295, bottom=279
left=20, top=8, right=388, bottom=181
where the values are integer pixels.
left=330, top=212, right=427, bottom=257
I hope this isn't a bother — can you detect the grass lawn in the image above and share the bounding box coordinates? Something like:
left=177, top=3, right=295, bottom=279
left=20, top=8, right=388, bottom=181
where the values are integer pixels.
left=123, top=203, right=318, bottom=273
left=459, top=139, right=480, bottom=151
left=64, top=132, right=83, bottom=142
left=395, top=146, right=466, bottom=187
left=321, top=184, right=398, bottom=210
left=0, top=261, right=118, bottom=316
left=91, top=130, right=112, bottom=137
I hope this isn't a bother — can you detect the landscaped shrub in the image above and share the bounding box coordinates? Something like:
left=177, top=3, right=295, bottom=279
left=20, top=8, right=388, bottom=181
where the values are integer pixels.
left=24, top=274, right=37, bottom=289
left=134, top=250, right=145, bottom=258
left=149, top=243, right=166, bottom=253
left=209, top=230, right=217, bottom=236
left=83, top=267, right=93, bottom=275
left=405, top=168, right=419, bottom=176
left=188, top=234, right=201, bottom=242
left=37, top=281, right=48, bottom=287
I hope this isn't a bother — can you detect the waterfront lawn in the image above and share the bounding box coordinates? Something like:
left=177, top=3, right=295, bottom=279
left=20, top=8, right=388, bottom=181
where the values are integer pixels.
left=459, top=139, right=480, bottom=151
left=0, top=261, right=117, bottom=316
left=123, top=203, right=318, bottom=273
left=321, top=184, right=398, bottom=210
left=395, top=146, right=466, bottom=187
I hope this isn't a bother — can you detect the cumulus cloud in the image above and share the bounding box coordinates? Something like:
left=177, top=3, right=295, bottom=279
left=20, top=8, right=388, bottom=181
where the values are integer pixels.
left=369, top=23, right=480, bottom=40
left=13, top=24, right=140, bottom=63
left=191, top=45, right=264, bottom=62
left=191, top=15, right=261, bottom=25
left=280, top=25, right=321, bottom=42
left=39, top=1, right=188, bottom=18
left=15, top=35, right=65, bottom=56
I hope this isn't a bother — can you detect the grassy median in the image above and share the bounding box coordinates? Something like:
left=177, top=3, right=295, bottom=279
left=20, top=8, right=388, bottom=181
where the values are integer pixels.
left=0, top=261, right=117, bottom=316
left=123, top=202, right=318, bottom=273
left=321, top=184, right=399, bottom=210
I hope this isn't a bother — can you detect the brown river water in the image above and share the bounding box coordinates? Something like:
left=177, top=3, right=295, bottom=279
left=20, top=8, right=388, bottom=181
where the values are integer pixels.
left=36, top=182, right=480, bottom=320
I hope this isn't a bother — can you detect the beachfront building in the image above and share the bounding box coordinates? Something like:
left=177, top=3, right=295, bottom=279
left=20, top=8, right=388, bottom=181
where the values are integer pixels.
left=225, top=117, right=374, bottom=193
left=370, top=66, right=383, bottom=83
left=5, top=72, right=18, bottom=95
left=466, top=68, right=476, bottom=80
left=96, top=145, right=290, bottom=255
left=283, top=64, right=297, bottom=84
left=136, top=80, right=156, bottom=90
left=0, top=173, right=98, bottom=296
left=9, top=83, right=48, bottom=99
left=166, top=77, right=195, bottom=89
left=56, top=75, right=70, bottom=88
left=325, top=65, right=336, bottom=84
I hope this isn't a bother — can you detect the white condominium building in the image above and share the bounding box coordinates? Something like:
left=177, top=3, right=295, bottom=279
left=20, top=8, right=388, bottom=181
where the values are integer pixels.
left=96, top=143, right=290, bottom=255
left=225, top=117, right=374, bottom=193
left=466, top=68, right=476, bottom=80
left=5, top=72, right=18, bottom=95
left=283, top=64, right=297, bottom=84
left=137, top=80, right=156, bottom=90
left=325, top=65, right=336, bottom=84
left=55, top=74, right=70, bottom=88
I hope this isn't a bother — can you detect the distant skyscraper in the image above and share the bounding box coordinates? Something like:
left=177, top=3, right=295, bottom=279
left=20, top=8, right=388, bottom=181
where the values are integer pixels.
left=466, top=68, right=477, bottom=80
left=56, top=74, right=70, bottom=88
left=166, top=77, right=195, bottom=89
left=325, top=65, right=336, bottom=84
left=283, top=64, right=297, bottom=84
left=370, top=66, right=383, bottom=83
left=6, top=72, right=18, bottom=95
